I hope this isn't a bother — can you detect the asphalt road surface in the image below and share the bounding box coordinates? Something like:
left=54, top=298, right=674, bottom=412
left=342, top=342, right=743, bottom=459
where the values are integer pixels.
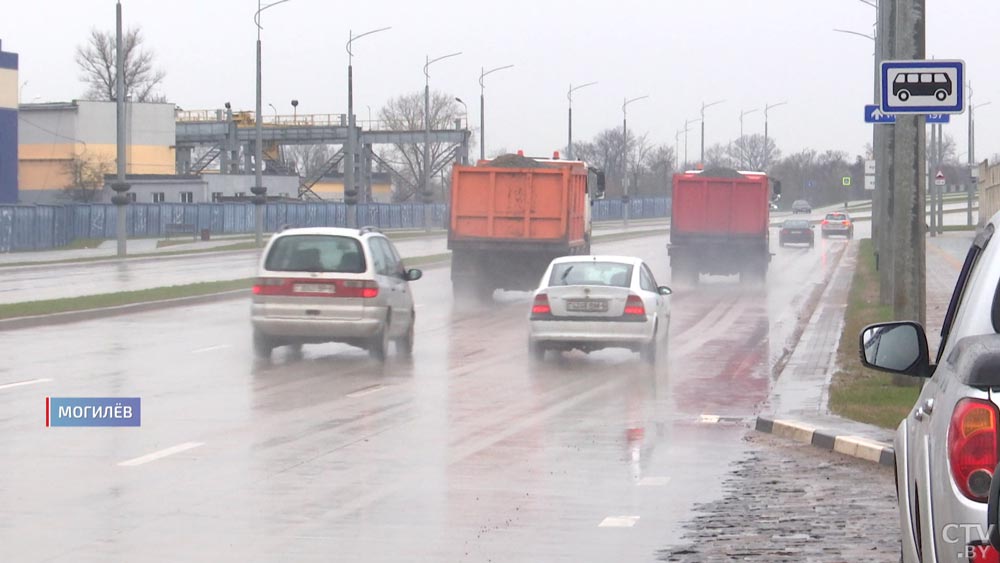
left=2, top=230, right=860, bottom=562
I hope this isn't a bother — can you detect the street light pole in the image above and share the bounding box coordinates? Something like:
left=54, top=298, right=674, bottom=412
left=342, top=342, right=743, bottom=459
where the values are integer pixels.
left=479, top=64, right=514, bottom=162
left=423, top=51, right=462, bottom=231
left=455, top=97, right=469, bottom=157
left=700, top=99, right=724, bottom=165
left=622, top=95, right=649, bottom=228
left=253, top=0, right=292, bottom=247
left=110, top=1, right=131, bottom=257
left=763, top=101, right=788, bottom=171
left=969, top=83, right=990, bottom=226
left=567, top=81, right=597, bottom=161
left=739, top=108, right=759, bottom=168
left=346, top=26, right=390, bottom=211
left=683, top=118, right=700, bottom=169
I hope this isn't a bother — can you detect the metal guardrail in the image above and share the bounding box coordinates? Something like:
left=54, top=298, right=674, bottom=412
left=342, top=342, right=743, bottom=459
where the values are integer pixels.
left=0, top=198, right=669, bottom=253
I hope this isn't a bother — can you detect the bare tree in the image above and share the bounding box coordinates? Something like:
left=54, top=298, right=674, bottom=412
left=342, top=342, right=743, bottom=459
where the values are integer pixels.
left=284, top=144, right=342, bottom=179
left=62, top=152, right=113, bottom=202
left=377, top=90, right=463, bottom=202
left=75, top=27, right=166, bottom=102
left=726, top=134, right=780, bottom=171
left=641, top=144, right=676, bottom=196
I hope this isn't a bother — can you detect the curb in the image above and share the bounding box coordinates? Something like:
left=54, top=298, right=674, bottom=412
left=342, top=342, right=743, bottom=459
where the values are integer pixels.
left=755, top=416, right=895, bottom=468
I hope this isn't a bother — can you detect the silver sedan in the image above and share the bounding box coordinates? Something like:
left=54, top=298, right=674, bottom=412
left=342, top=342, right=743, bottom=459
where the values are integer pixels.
left=528, top=255, right=671, bottom=363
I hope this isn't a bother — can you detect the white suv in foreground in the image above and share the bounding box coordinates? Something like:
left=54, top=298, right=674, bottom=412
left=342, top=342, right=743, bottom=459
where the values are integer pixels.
left=251, top=227, right=422, bottom=361
left=861, top=217, right=1000, bottom=562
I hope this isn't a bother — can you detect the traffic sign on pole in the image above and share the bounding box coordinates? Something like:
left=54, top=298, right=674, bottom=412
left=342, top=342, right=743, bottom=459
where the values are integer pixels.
left=880, top=60, right=966, bottom=114
left=865, top=176, right=875, bottom=190
left=935, top=171, right=946, bottom=187
left=842, top=176, right=852, bottom=187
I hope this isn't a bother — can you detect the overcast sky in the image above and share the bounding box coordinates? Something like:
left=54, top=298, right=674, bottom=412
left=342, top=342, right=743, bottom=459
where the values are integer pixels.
left=4, top=0, right=999, bottom=162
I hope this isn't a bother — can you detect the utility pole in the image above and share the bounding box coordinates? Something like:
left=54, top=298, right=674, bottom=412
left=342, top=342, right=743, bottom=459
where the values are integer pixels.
left=110, top=1, right=130, bottom=257
left=929, top=122, right=937, bottom=237
left=700, top=100, right=724, bottom=165
left=739, top=108, right=758, bottom=169
left=346, top=26, right=391, bottom=217
left=622, top=95, right=649, bottom=228
left=567, top=81, right=597, bottom=161
left=683, top=118, right=700, bottom=169
left=877, top=0, right=894, bottom=305
left=890, top=0, right=926, bottom=325
left=763, top=102, right=787, bottom=172
left=937, top=122, right=944, bottom=233
left=423, top=52, right=461, bottom=231
left=480, top=64, right=514, bottom=162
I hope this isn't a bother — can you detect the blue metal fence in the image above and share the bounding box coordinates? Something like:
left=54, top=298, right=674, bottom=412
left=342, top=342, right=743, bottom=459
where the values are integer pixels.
left=0, top=197, right=669, bottom=253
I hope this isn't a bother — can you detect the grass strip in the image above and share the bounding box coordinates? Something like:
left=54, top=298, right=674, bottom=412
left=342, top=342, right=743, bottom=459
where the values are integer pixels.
left=828, top=238, right=921, bottom=429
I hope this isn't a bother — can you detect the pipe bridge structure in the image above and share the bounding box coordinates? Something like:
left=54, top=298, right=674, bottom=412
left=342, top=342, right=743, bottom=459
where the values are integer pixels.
left=175, top=109, right=470, bottom=201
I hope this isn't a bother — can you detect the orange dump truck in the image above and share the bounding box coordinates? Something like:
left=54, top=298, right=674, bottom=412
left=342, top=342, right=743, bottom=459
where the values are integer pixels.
left=448, top=154, right=605, bottom=300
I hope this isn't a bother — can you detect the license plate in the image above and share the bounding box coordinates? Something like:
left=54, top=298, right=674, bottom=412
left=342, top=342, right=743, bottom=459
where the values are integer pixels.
left=566, top=299, right=608, bottom=313
left=790, top=230, right=804, bottom=234
left=293, top=283, right=336, bottom=294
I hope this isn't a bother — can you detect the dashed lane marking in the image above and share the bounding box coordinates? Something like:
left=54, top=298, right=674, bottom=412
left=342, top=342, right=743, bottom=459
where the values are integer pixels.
left=599, top=516, right=640, bottom=528
left=0, top=378, right=52, bottom=391
left=192, top=345, right=231, bottom=354
left=118, top=442, right=205, bottom=467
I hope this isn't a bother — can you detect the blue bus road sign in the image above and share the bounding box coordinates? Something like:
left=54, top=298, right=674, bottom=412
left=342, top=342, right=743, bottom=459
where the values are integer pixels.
left=865, top=105, right=895, bottom=123
left=880, top=60, right=965, bottom=114
left=865, top=105, right=950, bottom=123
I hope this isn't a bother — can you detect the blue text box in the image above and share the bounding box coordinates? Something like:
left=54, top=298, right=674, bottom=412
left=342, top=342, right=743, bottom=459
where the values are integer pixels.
left=47, top=397, right=141, bottom=427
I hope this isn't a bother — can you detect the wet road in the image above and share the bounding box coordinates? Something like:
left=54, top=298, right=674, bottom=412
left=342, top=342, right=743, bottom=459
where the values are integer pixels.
left=1, top=231, right=853, bottom=561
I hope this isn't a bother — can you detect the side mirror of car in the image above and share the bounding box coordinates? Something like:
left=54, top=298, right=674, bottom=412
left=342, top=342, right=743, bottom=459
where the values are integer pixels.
left=858, top=321, right=931, bottom=378
left=657, top=286, right=672, bottom=296
left=406, top=269, right=423, bottom=282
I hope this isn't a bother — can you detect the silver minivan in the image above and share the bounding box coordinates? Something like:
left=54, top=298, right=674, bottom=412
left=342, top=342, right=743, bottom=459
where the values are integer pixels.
left=251, top=226, right=422, bottom=361
left=860, top=218, right=1000, bottom=562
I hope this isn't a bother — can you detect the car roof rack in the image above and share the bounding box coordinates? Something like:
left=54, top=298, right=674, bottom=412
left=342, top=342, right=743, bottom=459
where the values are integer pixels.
left=358, top=225, right=381, bottom=235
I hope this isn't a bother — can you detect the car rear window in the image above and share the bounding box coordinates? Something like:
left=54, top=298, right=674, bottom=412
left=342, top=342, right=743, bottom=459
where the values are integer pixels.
left=549, top=262, right=634, bottom=288
left=264, top=235, right=366, bottom=273
left=826, top=213, right=847, bottom=220
left=783, top=220, right=810, bottom=228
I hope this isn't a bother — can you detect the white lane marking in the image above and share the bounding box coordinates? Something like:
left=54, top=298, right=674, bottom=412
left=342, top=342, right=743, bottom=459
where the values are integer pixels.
left=346, top=384, right=387, bottom=398
left=599, top=516, right=640, bottom=528
left=0, top=378, right=52, bottom=391
left=192, top=344, right=231, bottom=354
left=118, top=442, right=205, bottom=467
left=699, top=414, right=720, bottom=424
left=638, top=476, right=671, bottom=487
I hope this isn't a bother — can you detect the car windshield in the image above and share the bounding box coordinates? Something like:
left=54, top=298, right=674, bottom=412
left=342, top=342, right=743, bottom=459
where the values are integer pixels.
left=794, top=200, right=809, bottom=206
left=783, top=220, right=811, bottom=229
left=549, top=261, right=633, bottom=287
left=264, top=235, right=366, bottom=273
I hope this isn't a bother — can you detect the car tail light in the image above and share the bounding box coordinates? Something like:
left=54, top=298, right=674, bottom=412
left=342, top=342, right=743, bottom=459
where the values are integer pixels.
left=821, top=220, right=829, bottom=225
left=340, top=280, right=379, bottom=298
left=531, top=293, right=551, bottom=316
left=948, top=398, right=999, bottom=502
left=842, top=220, right=851, bottom=226
left=252, top=278, right=288, bottom=295
left=624, top=295, right=646, bottom=316
left=970, top=544, right=1000, bottom=563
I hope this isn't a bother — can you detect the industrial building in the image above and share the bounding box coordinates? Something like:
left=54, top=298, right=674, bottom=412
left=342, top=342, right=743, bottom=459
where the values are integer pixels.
left=0, top=40, right=16, bottom=204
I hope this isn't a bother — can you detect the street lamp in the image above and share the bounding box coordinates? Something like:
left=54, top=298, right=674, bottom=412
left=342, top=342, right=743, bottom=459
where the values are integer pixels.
left=345, top=26, right=391, bottom=209
left=622, top=95, right=649, bottom=228
left=675, top=127, right=687, bottom=171
left=567, top=81, right=598, bottom=160
left=253, top=0, right=293, bottom=248
left=479, top=64, right=514, bottom=162
left=291, top=99, right=298, bottom=123
left=423, top=51, right=462, bottom=230
left=739, top=108, right=759, bottom=168
left=683, top=117, right=701, bottom=169
left=763, top=101, right=788, bottom=171
left=268, top=103, right=278, bottom=119
left=700, top=99, right=725, bottom=165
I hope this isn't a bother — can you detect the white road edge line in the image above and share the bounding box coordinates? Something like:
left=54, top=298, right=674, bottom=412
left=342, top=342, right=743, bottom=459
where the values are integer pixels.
left=192, top=345, right=231, bottom=354
left=599, top=516, right=640, bottom=528
left=118, top=442, right=205, bottom=467
left=347, top=384, right=387, bottom=398
left=0, top=378, right=52, bottom=391
left=699, top=414, right=720, bottom=424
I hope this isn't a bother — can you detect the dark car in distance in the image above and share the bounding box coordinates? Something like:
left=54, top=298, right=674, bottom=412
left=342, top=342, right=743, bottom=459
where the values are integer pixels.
left=791, top=199, right=812, bottom=214
left=778, top=219, right=814, bottom=247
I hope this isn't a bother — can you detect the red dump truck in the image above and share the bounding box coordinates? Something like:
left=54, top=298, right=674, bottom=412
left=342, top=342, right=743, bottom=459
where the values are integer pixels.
left=668, top=168, right=781, bottom=284
left=448, top=154, right=605, bottom=300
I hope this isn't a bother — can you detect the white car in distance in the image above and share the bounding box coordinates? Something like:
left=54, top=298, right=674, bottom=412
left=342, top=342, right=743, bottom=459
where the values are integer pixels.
left=528, top=255, right=671, bottom=363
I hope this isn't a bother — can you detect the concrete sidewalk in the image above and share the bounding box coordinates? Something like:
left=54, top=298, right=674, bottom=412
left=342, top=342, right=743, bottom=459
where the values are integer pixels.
left=757, top=232, right=973, bottom=465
